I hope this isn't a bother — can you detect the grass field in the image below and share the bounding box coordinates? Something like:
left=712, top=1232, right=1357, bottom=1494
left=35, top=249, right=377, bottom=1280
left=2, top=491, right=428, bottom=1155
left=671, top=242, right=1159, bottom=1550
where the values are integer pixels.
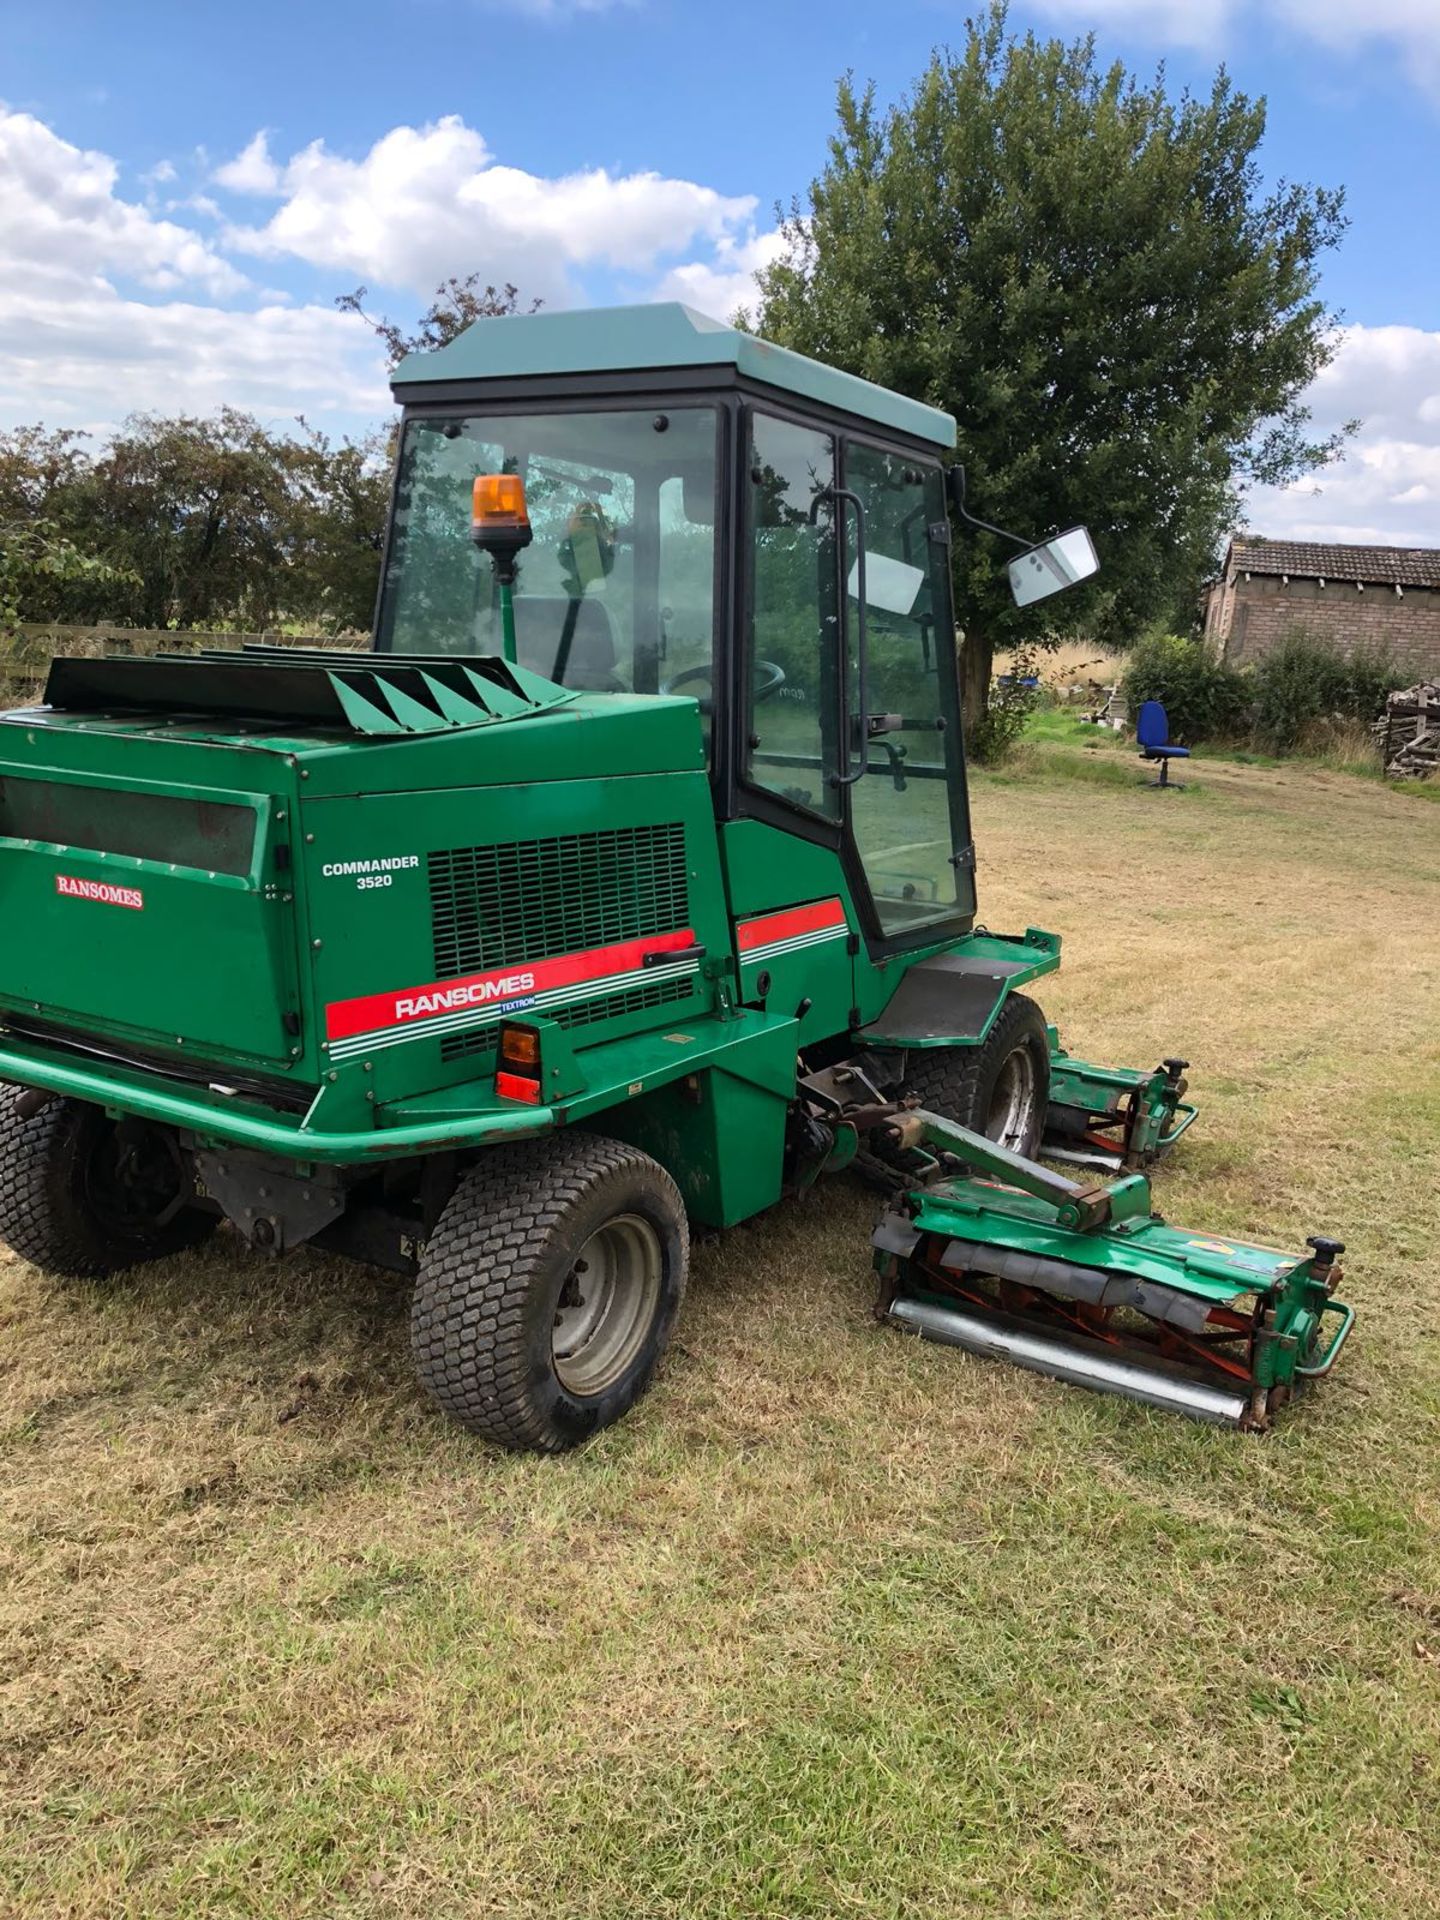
left=3, top=738, right=1440, bottom=1918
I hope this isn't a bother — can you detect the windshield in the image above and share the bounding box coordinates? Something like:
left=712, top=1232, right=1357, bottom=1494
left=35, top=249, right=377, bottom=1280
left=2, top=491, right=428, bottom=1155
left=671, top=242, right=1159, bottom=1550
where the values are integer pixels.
left=376, top=408, right=719, bottom=710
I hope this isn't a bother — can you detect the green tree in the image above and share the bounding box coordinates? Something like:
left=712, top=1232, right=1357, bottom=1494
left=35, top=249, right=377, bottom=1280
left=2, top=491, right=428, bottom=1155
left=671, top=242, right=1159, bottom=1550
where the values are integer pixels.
left=0, top=413, right=389, bottom=634
left=0, top=427, right=135, bottom=624
left=282, top=421, right=393, bottom=633
left=0, top=521, right=136, bottom=627
left=747, top=3, right=1350, bottom=724
left=88, top=408, right=298, bottom=629
left=337, top=274, right=542, bottom=370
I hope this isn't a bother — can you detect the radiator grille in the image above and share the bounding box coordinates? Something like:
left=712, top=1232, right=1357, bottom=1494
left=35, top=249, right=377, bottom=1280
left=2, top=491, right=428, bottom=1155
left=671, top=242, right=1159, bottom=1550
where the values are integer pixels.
left=429, top=823, right=690, bottom=980
left=440, top=974, right=693, bottom=1064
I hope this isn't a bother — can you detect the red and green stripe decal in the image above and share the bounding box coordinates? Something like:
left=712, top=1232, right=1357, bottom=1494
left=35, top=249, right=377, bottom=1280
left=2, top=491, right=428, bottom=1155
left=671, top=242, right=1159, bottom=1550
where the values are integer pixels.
left=321, top=899, right=849, bottom=1066
left=736, top=897, right=848, bottom=962
left=325, top=928, right=701, bottom=1062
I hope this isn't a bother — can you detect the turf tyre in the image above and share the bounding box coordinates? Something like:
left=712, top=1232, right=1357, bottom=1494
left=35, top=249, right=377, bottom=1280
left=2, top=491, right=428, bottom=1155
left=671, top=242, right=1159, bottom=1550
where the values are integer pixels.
left=870, top=993, right=1051, bottom=1182
left=0, top=1090, right=215, bottom=1279
left=411, top=1131, right=689, bottom=1453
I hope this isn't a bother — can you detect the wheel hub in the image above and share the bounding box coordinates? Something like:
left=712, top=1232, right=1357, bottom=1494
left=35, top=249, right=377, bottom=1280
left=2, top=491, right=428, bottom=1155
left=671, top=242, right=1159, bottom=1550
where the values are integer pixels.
left=84, top=1125, right=184, bottom=1237
left=552, top=1213, right=663, bottom=1398
left=986, top=1044, right=1038, bottom=1153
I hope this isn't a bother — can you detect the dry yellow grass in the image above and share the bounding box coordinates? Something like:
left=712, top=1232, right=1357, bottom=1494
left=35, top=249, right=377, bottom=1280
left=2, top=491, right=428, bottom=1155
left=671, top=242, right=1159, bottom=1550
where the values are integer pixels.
left=2, top=747, right=1439, bottom=1918
left=992, top=640, right=1121, bottom=690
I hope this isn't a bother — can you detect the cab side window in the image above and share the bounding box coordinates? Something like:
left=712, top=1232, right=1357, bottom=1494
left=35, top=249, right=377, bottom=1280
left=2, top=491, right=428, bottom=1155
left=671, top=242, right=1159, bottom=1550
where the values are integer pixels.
left=744, top=413, right=841, bottom=822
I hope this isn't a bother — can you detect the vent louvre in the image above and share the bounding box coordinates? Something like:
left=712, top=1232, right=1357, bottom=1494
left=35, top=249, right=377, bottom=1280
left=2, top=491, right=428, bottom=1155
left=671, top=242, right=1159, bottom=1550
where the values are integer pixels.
left=428, top=821, right=695, bottom=983
left=430, top=823, right=689, bottom=981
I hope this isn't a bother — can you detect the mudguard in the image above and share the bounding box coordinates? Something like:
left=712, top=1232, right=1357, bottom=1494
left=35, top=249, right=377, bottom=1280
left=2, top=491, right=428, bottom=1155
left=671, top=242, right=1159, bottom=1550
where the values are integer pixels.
left=854, top=927, right=1061, bottom=1049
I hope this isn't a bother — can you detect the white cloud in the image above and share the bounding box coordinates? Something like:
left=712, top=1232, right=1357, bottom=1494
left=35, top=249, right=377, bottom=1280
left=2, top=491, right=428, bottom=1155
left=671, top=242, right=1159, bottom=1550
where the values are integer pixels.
left=652, top=228, right=786, bottom=321
left=0, top=109, right=245, bottom=298
left=0, top=282, right=388, bottom=429
left=1246, top=325, right=1440, bottom=545
left=0, top=105, right=776, bottom=435
left=1271, top=0, right=1440, bottom=86
left=1031, top=0, right=1232, bottom=51
left=1031, top=0, right=1440, bottom=87
left=219, top=115, right=758, bottom=305
left=0, top=108, right=383, bottom=432
left=213, top=130, right=282, bottom=197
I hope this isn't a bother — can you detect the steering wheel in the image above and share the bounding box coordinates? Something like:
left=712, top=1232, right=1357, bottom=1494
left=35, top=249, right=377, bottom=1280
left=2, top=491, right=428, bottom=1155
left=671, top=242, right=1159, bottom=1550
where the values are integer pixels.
left=663, top=659, right=786, bottom=717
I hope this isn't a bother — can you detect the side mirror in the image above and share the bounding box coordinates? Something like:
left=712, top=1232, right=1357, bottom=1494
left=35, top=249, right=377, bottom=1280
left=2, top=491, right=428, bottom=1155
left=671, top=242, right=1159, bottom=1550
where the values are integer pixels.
left=1007, top=527, right=1099, bottom=608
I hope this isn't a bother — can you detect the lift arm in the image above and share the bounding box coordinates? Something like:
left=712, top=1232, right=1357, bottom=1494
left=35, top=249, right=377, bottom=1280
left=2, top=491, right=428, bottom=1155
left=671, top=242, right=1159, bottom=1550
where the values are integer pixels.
left=881, top=1107, right=1154, bottom=1232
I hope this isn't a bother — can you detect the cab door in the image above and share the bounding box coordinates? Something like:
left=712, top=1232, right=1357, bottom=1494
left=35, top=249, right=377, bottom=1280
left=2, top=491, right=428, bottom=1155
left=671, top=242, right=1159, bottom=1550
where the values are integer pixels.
left=726, top=409, right=855, bottom=1035
left=840, top=442, right=976, bottom=943
left=738, top=410, right=975, bottom=965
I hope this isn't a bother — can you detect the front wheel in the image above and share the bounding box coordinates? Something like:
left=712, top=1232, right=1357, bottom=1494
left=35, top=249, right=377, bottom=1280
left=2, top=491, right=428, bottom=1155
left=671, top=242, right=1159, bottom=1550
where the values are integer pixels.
left=410, top=1132, right=689, bottom=1453
left=0, top=1092, right=216, bottom=1278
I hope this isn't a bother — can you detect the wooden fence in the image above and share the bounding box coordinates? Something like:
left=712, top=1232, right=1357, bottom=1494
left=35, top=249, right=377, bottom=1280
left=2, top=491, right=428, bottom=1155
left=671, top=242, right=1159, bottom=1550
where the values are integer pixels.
left=0, top=624, right=357, bottom=706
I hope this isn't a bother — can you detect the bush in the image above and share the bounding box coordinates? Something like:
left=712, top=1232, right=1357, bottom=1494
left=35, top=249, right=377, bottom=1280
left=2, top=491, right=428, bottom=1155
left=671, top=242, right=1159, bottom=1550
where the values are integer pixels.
left=1116, top=627, right=1406, bottom=763
left=972, top=643, right=1042, bottom=764
left=1248, top=630, right=1407, bottom=753
left=1122, top=632, right=1251, bottom=744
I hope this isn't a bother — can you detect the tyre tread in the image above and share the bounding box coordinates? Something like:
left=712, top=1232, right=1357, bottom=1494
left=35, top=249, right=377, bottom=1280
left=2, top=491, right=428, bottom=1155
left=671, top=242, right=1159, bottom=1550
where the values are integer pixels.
left=865, top=993, right=1051, bottom=1183
left=0, top=1093, right=131, bottom=1277
left=411, top=1131, right=687, bottom=1453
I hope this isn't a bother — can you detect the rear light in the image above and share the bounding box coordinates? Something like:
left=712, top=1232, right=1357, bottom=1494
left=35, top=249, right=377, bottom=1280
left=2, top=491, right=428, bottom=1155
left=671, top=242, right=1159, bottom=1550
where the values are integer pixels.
left=496, top=1021, right=542, bottom=1104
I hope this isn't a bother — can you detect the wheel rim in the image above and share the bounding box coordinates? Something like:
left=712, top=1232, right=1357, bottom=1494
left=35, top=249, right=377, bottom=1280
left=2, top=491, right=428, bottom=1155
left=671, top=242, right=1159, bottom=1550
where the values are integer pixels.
left=986, top=1044, right=1039, bottom=1153
left=83, top=1125, right=184, bottom=1240
left=552, top=1213, right=663, bottom=1398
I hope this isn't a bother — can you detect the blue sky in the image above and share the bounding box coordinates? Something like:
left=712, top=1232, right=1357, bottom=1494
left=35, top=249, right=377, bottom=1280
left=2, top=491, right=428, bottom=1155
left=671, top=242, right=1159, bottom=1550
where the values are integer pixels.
left=2, top=0, right=1438, bottom=545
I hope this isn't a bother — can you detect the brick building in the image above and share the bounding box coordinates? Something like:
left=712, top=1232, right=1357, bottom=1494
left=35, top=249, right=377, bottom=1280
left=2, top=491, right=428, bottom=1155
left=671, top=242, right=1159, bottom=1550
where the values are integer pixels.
left=1203, top=537, right=1440, bottom=675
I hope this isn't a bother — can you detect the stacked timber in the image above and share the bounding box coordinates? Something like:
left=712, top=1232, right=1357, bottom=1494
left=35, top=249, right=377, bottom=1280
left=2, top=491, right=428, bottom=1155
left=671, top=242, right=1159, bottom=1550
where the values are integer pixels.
left=1372, top=682, right=1440, bottom=780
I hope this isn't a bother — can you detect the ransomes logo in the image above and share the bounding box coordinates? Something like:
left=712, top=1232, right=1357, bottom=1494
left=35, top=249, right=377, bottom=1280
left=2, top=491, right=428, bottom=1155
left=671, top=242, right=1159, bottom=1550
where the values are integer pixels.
left=323, top=928, right=700, bottom=1057
left=56, top=874, right=144, bottom=911
left=394, top=973, right=536, bottom=1021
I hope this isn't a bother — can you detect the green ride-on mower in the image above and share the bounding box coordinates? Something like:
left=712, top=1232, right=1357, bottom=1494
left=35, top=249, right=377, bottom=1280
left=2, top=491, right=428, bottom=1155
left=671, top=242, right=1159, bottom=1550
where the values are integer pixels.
left=0, top=306, right=1352, bottom=1449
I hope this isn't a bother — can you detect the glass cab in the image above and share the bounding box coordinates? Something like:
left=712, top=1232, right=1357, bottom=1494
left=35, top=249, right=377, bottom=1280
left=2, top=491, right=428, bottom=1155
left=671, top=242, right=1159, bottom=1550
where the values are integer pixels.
left=741, top=411, right=971, bottom=942
left=376, top=405, right=721, bottom=704
left=374, top=381, right=975, bottom=954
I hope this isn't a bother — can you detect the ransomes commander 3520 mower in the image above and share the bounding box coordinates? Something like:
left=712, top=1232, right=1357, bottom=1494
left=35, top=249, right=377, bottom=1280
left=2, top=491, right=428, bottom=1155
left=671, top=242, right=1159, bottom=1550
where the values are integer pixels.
left=0, top=305, right=1352, bottom=1449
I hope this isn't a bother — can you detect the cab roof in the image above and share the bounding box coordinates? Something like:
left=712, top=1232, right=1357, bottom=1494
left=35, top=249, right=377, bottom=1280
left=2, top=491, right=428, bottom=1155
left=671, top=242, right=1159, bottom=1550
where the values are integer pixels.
left=390, top=302, right=957, bottom=452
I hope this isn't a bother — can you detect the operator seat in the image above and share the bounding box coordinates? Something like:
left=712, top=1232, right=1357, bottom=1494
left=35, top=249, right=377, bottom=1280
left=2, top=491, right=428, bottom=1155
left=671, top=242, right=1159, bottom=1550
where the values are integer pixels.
left=511, top=594, right=625, bottom=693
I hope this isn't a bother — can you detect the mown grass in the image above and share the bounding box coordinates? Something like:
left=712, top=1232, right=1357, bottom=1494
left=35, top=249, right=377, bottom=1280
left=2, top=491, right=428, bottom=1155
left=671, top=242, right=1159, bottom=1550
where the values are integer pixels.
left=3, top=749, right=1440, bottom=1917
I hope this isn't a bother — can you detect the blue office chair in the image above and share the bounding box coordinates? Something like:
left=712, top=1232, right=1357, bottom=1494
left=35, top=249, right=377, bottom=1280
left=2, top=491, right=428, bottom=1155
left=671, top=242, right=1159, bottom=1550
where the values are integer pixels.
left=1136, top=700, right=1190, bottom=789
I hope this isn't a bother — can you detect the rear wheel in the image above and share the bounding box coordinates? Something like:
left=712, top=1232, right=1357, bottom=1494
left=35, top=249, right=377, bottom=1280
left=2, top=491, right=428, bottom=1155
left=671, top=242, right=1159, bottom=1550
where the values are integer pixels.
left=410, top=1132, right=688, bottom=1453
left=871, top=994, right=1052, bottom=1181
left=0, top=1091, right=215, bottom=1279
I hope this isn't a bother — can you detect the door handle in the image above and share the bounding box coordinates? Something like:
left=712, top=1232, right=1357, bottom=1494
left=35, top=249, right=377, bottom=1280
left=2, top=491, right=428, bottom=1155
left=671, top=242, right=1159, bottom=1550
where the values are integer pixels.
left=810, top=485, right=870, bottom=788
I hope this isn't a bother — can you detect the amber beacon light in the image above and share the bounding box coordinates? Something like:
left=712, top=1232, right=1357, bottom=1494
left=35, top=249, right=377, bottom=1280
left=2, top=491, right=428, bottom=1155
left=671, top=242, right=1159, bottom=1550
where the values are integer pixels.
left=471, top=473, right=533, bottom=579
left=470, top=472, right=534, bottom=664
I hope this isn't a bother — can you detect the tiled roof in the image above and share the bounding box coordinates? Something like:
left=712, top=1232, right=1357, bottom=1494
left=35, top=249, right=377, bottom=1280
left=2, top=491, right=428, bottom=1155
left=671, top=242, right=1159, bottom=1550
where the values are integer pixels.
left=1230, top=538, right=1440, bottom=588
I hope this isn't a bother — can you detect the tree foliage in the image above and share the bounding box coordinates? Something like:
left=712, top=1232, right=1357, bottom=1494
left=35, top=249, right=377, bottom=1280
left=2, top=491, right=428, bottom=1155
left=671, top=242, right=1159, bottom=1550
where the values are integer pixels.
left=337, top=274, right=542, bottom=369
left=0, top=413, right=389, bottom=633
left=746, top=3, right=1350, bottom=713
left=1120, top=630, right=1252, bottom=743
